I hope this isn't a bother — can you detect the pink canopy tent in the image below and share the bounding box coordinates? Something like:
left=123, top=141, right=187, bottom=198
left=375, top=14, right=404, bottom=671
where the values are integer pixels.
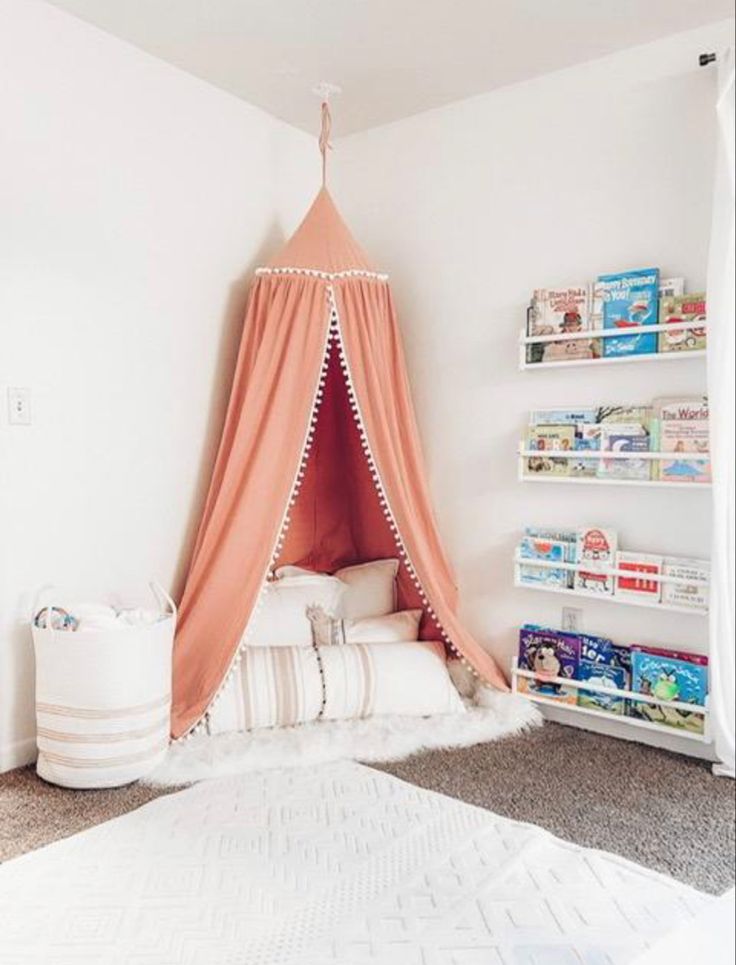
left=171, top=185, right=508, bottom=739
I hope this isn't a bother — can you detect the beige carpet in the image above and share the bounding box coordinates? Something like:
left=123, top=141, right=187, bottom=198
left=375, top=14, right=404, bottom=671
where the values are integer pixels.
left=1, top=722, right=733, bottom=895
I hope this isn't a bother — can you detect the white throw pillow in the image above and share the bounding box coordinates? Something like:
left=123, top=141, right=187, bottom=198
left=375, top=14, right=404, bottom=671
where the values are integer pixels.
left=276, top=559, right=399, bottom=620
left=307, top=607, right=422, bottom=646
left=207, top=641, right=464, bottom=734
left=243, top=575, right=344, bottom=647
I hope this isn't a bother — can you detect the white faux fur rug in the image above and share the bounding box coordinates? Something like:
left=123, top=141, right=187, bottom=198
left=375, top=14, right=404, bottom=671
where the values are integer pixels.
left=148, top=692, right=540, bottom=786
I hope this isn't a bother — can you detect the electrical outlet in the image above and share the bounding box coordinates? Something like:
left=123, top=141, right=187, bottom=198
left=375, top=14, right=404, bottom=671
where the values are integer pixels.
left=7, top=387, right=31, bottom=425
left=561, top=606, right=583, bottom=632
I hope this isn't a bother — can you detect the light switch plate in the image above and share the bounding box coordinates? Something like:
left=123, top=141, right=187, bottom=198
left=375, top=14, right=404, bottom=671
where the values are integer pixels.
left=8, top=387, right=31, bottom=425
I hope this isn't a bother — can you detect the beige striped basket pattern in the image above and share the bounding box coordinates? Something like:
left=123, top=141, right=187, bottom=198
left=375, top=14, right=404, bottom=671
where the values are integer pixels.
left=32, top=584, right=175, bottom=789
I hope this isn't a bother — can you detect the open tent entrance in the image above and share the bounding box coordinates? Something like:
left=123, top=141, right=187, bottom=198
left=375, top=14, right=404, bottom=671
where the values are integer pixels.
left=275, top=314, right=429, bottom=624
left=171, top=187, right=508, bottom=739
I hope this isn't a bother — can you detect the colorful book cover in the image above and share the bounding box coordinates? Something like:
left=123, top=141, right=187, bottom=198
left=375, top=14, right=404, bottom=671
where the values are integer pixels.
left=596, top=405, right=652, bottom=430
left=577, top=662, right=627, bottom=715
left=597, top=424, right=651, bottom=480
left=659, top=292, right=706, bottom=353
left=615, top=551, right=663, bottom=602
left=518, top=537, right=568, bottom=588
left=570, top=424, right=600, bottom=478
left=517, top=626, right=580, bottom=704
left=529, top=408, right=597, bottom=426
left=525, top=425, right=575, bottom=477
left=524, top=527, right=578, bottom=559
left=661, top=557, right=710, bottom=611
left=597, top=268, right=660, bottom=357
left=527, top=286, right=599, bottom=364
left=631, top=645, right=709, bottom=667
left=659, top=277, right=685, bottom=298
left=629, top=650, right=707, bottom=734
left=655, top=397, right=711, bottom=483
left=574, top=528, right=617, bottom=595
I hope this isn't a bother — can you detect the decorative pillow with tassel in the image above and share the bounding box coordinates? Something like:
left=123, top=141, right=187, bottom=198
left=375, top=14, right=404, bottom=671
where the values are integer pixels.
left=307, top=605, right=422, bottom=647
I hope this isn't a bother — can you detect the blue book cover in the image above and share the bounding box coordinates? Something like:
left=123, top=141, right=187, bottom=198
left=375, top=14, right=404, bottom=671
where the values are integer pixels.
left=629, top=651, right=707, bottom=734
left=597, top=268, right=660, bottom=357
left=519, top=537, right=568, bottom=588
left=578, top=662, right=627, bottom=715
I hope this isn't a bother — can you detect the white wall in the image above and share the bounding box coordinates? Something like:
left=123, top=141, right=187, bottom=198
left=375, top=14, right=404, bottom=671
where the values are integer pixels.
left=0, top=0, right=316, bottom=769
left=332, top=20, right=734, bottom=753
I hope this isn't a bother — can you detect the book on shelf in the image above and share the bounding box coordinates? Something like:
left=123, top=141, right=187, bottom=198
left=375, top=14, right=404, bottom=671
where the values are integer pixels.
left=661, top=558, right=710, bottom=610
left=659, top=292, right=706, bottom=353
left=526, top=286, right=600, bottom=364
left=577, top=662, right=627, bottom=715
left=570, top=424, right=600, bottom=478
left=596, top=405, right=652, bottom=430
left=653, top=396, right=711, bottom=483
left=659, top=277, right=685, bottom=299
left=573, top=527, right=617, bottom=596
left=596, top=268, right=660, bottom=358
left=615, top=551, right=663, bottom=603
left=629, top=649, right=707, bottom=734
left=529, top=408, right=598, bottom=426
left=518, top=537, right=569, bottom=588
left=517, top=625, right=580, bottom=704
left=597, top=423, right=651, bottom=480
left=631, top=644, right=709, bottom=667
left=525, top=425, right=575, bottom=477
left=577, top=634, right=629, bottom=715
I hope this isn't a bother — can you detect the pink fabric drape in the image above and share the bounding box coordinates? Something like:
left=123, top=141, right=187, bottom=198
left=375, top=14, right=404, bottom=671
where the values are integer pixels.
left=171, top=190, right=507, bottom=738
left=172, top=275, right=330, bottom=736
left=336, top=280, right=508, bottom=690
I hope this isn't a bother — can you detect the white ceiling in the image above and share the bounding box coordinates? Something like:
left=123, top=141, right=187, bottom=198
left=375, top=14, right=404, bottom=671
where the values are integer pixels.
left=48, top=0, right=732, bottom=135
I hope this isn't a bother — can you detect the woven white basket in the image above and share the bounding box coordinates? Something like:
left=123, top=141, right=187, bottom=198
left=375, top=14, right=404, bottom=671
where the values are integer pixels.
left=32, top=583, right=175, bottom=789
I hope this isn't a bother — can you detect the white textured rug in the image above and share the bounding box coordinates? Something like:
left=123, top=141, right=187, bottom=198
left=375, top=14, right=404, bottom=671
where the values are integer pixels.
left=149, top=692, right=540, bottom=786
left=0, top=760, right=709, bottom=964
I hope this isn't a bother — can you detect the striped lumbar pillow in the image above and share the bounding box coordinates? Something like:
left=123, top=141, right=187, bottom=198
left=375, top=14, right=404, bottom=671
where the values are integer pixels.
left=208, top=641, right=464, bottom=734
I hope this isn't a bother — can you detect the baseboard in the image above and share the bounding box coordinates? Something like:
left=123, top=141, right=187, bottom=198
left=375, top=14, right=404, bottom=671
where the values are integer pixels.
left=1, top=736, right=37, bottom=773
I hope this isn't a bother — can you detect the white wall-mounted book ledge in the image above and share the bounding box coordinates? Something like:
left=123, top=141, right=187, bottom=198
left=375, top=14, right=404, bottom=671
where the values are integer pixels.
left=510, top=657, right=711, bottom=744
left=519, top=319, right=707, bottom=371
left=518, top=444, right=712, bottom=489
left=513, top=554, right=709, bottom=615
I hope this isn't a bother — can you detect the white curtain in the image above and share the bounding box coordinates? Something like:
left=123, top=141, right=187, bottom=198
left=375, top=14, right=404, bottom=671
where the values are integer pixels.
left=707, top=48, right=735, bottom=779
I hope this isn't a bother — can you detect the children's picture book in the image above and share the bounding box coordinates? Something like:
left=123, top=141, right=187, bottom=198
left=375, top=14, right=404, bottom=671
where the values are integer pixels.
left=524, top=526, right=578, bottom=557
left=527, top=286, right=599, bottom=364
left=518, top=537, right=569, bottom=588
left=517, top=625, right=580, bottom=704
left=525, top=425, right=575, bottom=477
left=629, top=650, right=707, bottom=734
left=574, top=528, right=617, bottom=595
left=527, top=425, right=576, bottom=452
left=529, top=408, right=597, bottom=427
left=597, top=268, right=660, bottom=357
left=661, top=557, right=710, bottom=611
left=659, top=277, right=685, bottom=298
left=570, top=424, right=600, bottom=478
left=596, top=405, right=652, bottom=430
left=597, top=424, right=651, bottom=481
left=655, top=397, right=711, bottom=483
left=631, top=645, right=709, bottom=667
left=577, top=662, right=627, bottom=715
left=659, top=292, right=706, bottom=353
left=615, top=551, right=663, bottom=603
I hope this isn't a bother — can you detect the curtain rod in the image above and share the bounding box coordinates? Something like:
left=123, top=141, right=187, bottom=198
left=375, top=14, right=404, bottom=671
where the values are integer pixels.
left=699, top=52, right=717, bottom=66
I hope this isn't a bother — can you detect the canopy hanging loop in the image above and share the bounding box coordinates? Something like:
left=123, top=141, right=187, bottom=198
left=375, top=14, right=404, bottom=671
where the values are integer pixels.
left=312, top=82, right=341, bottom=187
left=319, top=101, right=332, bottom=187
